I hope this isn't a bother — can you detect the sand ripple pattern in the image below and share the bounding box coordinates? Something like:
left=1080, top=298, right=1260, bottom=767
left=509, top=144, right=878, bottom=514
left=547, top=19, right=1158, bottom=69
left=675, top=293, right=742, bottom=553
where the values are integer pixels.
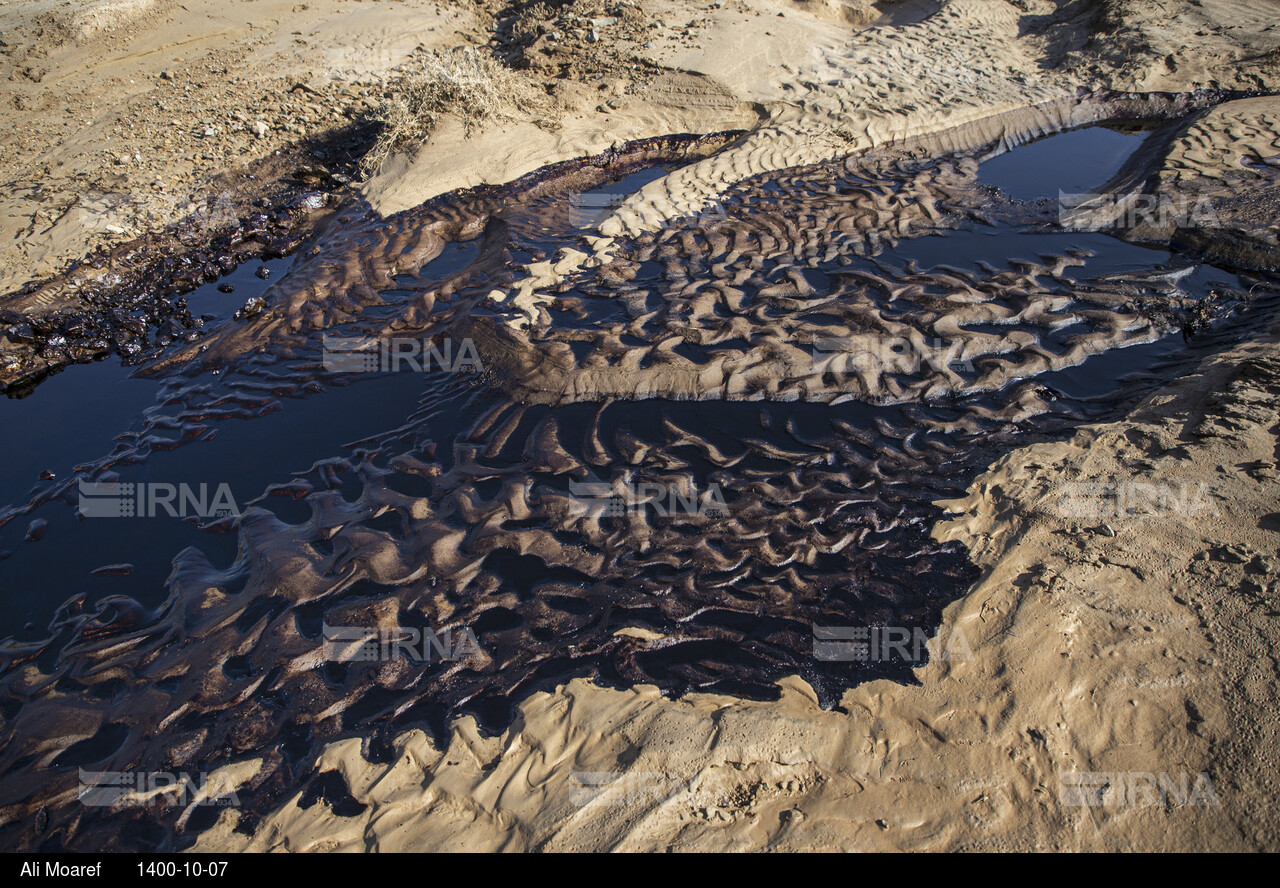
left=0, top=110, right=1259, bottom=851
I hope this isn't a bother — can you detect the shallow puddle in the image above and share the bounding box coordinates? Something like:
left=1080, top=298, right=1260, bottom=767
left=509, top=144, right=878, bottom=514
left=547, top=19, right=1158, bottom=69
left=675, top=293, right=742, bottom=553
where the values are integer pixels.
left=979, top=124, right=1150, bottom=202
left=0, top=121, right=1274, bottom=850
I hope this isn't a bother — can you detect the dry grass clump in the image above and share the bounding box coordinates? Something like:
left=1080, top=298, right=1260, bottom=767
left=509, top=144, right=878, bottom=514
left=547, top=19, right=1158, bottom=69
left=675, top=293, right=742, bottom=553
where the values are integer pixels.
left=360, top=47, right=537, bottom=179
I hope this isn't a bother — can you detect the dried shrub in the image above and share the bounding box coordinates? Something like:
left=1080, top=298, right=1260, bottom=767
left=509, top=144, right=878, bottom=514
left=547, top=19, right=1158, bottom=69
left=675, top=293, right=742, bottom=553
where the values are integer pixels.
left=360, top=47, right=537, bottom=179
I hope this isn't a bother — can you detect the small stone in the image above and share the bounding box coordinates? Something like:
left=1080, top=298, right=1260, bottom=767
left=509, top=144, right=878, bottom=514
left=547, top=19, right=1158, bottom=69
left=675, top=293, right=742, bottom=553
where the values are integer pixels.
left=255, top=266, right=271, bottom=280
left=291, top=191, right=326, bottom=211
left=1210, top=544, right=1250, bottom=564
left=236, top=296, right=267, bottom=319
left=217, top=283, right=235, bottom=293
left=251, top=120, right=269, bottom=138
left=202, top=126, right=216, bottom=138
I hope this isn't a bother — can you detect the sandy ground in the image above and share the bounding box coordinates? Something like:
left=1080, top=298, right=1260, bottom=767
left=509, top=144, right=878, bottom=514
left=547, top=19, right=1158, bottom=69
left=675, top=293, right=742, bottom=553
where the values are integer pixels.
left=3, top=0, right=1280, bottom=853
left=191, top=320, right=1280, bottom=852
left=0, top=0, right=469, bottom=295
left=6, top=0, right=1276, bottom=297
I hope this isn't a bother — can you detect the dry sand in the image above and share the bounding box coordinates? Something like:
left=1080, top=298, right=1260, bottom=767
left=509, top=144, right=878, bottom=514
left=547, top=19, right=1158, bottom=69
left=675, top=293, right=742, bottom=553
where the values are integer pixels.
left=8, top=0, right=1275, bottom=297
left=3, top=0, right=1280, bottom=853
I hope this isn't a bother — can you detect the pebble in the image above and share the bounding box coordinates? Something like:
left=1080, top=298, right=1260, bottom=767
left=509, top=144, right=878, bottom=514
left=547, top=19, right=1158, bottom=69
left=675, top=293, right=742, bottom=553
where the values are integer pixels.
left=236, top=296, right=267, bottom=319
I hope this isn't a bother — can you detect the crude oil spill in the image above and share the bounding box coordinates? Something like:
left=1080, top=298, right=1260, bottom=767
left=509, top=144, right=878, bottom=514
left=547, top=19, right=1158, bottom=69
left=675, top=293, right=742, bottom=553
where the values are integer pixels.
left=979, top=125, right=1150, bottom=202
left=0, top=125, right=1275, bottom=852
left=0, top=361, right=160, bottom=508
left=562, top=164, right=685, bottom=230
left=0, top=368, right=441, bottom=635
left=183, top=256, right=293, bottom=320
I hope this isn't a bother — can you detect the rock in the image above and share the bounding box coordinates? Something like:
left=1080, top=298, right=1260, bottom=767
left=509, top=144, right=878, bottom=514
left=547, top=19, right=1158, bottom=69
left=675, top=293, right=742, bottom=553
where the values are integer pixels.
left=236, top=296, right=267, bottom=319
left=202, top=126, right=216, bottom=138
left=251, top=120, right=269, bottom=138
left=290, top=191, right=326, bottom=211
left=7, top=323, right=35, bottom=342
left=217, top=283, right=235, bottom=293
left=255, top=266, right=271, bottom=280
left=1210, top=544, right=1251, bottom=563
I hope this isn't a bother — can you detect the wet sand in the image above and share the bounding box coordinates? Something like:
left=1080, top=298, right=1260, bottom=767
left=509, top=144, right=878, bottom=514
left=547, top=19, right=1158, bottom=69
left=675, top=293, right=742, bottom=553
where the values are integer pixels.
left=2, top=0, right=1279, bottom=854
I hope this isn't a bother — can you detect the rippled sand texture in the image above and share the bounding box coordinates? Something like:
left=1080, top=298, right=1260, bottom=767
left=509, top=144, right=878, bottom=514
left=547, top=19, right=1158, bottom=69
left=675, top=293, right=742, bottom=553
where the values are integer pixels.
left=479, top=146, right=1220, bottom=405
left=1150, top=97, right=1280, bottom=269
left=195, top=328, right=1280, bottom=852
left=0, top=105, right=1268, bottom=850
left=591, top=0, right=1190, bottom=240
